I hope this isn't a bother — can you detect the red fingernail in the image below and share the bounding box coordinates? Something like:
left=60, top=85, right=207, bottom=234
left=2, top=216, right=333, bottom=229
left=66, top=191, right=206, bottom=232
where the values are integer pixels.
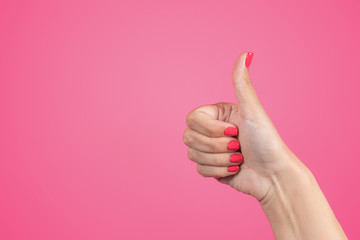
left=228, top=165, right=240, bottom=172
left=227, top=140, right=240, bottom=150
left=224, top=127, right=238, bottom=136
left=230, top=154, right=244, bottom=163
left=245, top=52, right=254, bottom=68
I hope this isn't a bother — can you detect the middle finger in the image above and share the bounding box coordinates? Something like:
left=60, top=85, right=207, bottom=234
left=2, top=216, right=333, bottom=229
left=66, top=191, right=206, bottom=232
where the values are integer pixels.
left=183, top=128, right=240, bottom=153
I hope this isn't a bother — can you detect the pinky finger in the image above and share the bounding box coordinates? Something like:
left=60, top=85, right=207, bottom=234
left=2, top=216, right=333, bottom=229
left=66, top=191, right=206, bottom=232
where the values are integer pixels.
left=196, top=164, right=240, bottom=178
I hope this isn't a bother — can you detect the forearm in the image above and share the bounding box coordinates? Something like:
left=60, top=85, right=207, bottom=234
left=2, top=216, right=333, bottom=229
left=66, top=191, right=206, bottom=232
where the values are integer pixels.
left=261, top=151, right=347, bottom=240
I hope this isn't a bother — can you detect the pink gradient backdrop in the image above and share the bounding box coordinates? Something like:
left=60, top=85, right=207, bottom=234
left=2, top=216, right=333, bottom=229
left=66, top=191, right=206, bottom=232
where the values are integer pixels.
left=1, top=0, right=359, bottom=239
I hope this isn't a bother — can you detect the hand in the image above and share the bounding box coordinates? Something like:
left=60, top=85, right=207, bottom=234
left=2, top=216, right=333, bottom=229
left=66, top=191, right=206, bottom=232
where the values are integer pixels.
left=183, top=52, right=348, bottom=239
left=183, top=52, right=305, bottom=202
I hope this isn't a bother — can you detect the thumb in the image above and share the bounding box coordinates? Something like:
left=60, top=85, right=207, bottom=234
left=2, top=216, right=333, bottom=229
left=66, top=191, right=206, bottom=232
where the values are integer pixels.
left=232, top=52, right=262, bottom=109
left=232, top=52, right=283, bottom=142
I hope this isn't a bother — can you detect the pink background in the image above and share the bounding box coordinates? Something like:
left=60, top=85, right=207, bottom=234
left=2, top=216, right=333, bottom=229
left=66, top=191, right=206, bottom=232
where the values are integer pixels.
left=1, top=0, right=359, bottom=239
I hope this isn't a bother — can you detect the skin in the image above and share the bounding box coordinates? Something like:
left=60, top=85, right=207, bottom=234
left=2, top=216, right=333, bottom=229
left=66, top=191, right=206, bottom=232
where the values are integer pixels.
left=183, top=52, right=348, bottom=239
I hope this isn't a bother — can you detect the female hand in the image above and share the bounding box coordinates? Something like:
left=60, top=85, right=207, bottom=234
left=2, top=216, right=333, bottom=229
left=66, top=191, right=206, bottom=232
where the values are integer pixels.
left=183, top=52, right=347, bottom=239
left=183, top=52, right=305, bottom=202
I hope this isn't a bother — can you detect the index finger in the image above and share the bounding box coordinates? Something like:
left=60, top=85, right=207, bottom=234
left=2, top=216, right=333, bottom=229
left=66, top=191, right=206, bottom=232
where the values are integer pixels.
left=186, top=104, right=238, bottom=138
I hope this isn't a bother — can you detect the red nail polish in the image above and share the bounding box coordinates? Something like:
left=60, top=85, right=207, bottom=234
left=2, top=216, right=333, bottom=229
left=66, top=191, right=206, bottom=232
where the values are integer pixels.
left=224, top=127, right=238, bottom=136
left=228, top=165, right=240, bottom=172
left=245, top=52, right=254, bottom=68
left=227, top=140, right=240, bottom=150
left=230, top=154, right=244, bottom=163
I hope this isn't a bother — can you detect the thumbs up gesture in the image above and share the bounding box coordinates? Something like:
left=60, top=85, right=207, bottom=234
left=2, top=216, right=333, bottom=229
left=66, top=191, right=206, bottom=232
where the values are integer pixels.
left=183, top=52, right=305, bottom=202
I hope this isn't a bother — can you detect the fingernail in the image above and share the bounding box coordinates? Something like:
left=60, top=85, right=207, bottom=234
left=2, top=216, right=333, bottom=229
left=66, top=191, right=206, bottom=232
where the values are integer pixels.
left=228, top=165, right=240, bottom=172
left=227, top=140, right=240, bottom=150
left=224, top=127, right=238, bottom=136
left=245, top=52, right=254, bottom=68
left=230, top=154, right=244, bottom=163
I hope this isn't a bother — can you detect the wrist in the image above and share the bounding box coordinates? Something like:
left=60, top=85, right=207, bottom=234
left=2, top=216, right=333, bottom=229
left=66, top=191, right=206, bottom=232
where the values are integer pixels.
left=259, top=150, right=347, bottom=239
left=259, top=151, right=315, bottom=238
left=260, top=149, right=315, bottom=208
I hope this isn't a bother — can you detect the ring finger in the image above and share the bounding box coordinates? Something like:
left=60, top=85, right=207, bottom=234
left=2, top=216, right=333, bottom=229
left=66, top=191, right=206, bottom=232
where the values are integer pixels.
left=188, top=148, right=244, bottom=166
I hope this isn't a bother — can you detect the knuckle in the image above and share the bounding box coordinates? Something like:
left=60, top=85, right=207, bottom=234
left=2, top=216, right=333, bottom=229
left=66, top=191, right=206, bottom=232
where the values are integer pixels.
left=211, top=139, right=221, bottom=152
left=186, top=111, right=196, bottom=128
left=212, top=155, right=222, bottom=166
left=183, top=129, right=192, bottom=146
left=196, top=164, right=206, bottom=177
left=215, top=167, right=227, bottom=178
left=244, top=75, right=253, bottom=89
left=207, top=128, right=218, bottom=138
left=187, top=148, right=195, bottom=161
left=182, top=130, right=187, bottom=144
left=196, top=164, right=203, bottom=175
left=186, top=106, right=205, bottom=128
left=212, top=168, right=223, bottom=178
